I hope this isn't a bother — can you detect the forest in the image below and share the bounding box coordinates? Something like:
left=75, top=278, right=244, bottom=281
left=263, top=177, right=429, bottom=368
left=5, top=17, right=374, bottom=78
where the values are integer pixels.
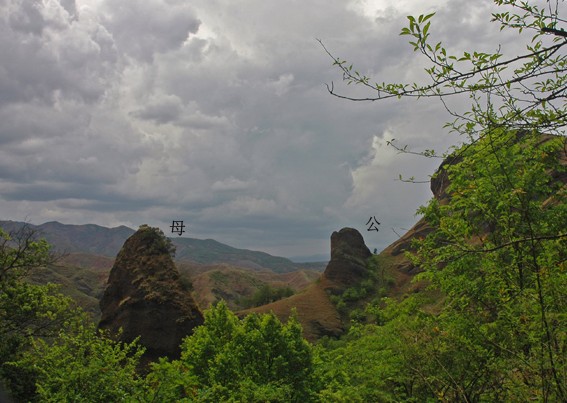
left=1, top=1, right=566, bottom=401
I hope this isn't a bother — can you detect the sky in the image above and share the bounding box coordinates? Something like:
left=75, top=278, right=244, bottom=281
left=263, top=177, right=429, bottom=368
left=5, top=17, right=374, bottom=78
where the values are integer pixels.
left=0, top=0, right=529, bottom=260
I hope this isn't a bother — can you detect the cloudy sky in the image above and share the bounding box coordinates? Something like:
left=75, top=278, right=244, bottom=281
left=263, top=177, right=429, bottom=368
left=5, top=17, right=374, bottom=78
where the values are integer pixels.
left=0, top=0, right=529, bottom=260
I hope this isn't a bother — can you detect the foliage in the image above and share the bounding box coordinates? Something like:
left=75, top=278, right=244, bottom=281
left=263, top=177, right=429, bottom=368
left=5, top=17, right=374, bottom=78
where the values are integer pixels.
left=241, top=284, right=295, bottom=308
left=137, top=224, right=176, bottom=257
left=0, top=224, right=58, bottom=282
left=329, top=255, right=392, bottom=319
left=14, top=324, right=146, bottom=402
left=0, top=282, right=79, bottom=400
left=315, top=295, right=435, bottom=402
left=144, top=357, right=200, bottom=402
left=147, top=301, right=319, bottom=402
left=408, top=129, right=567, bottom=400
left=0, top=225, right=81, bottom=400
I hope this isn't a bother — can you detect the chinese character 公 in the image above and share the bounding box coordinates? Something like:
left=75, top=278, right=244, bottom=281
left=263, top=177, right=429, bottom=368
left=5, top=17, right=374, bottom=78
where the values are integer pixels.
left=170, top=220, right=186, bottom=236
left=366, top=216, right=381, bottom=232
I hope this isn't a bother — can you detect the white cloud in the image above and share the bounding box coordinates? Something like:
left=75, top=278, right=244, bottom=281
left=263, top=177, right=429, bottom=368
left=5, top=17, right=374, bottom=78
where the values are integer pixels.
left=347, top=0, right=449, bottom=20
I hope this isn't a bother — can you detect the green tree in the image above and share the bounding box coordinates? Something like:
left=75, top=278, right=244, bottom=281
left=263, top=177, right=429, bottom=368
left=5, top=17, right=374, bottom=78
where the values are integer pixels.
left=0, top=224, right=79, bottom=400
left=315, top=293, right=449, bottom=402
left=320, top=0, right=567, bottom=401
left=0, top=224, right=153, bottom=402
left=409, top=130, right=566, bottom=400
left=137, top=224, right=176, bottom=257
left=314, top=323, right=408, bottom=402
left=147, top=301, right=318, bottom=402
left=14, top=324, right=146, bottom=402
left=242, top=284, right=295, bottom=308
left=0, top=224, right=57, bottom=283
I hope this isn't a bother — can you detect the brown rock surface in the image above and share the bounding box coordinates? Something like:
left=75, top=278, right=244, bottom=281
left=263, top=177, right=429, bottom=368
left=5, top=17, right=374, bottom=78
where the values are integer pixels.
left=98, top=225, right=203, bottom=363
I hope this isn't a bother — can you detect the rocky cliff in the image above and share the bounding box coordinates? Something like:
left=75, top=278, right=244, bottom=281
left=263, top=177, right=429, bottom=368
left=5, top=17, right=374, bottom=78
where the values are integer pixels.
left=321, top=227, right=372, bottom=292
left=98, top=225, right=203, bottom=363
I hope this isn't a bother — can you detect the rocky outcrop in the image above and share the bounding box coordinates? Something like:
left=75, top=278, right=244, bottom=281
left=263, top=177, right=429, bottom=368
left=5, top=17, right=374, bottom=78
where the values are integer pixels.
left=321, top=227, right=372, bottom=293
left=98, top=225, right=203, bottom=363
left=241, top=227, right=371, bottom=341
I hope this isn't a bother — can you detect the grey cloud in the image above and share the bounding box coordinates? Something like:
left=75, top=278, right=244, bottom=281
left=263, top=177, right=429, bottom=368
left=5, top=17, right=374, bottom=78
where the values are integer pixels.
left=130, top=94, right=183, bottom=124
left=110, top=0, right=409, bottom=255
left=59, top=0, right=77, bottom=19
left=211, top=177, right=255, bottom=192
left=99, top=0, right=201, bottom=62
left=0, top=0, right=524, bottom=257
left=0, top=183, right=163, bottom=214
left=0, top=99, right=152, bottom=184
left=0, top=0, right=119, bottom=106
left=7, top=0, right=44, bottom=35
left=1, top=182, right=105, bottom=202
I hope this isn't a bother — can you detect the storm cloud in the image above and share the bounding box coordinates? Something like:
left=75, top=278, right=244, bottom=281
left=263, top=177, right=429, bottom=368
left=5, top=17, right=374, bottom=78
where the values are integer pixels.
left=0, top=0, right=522, bottom=258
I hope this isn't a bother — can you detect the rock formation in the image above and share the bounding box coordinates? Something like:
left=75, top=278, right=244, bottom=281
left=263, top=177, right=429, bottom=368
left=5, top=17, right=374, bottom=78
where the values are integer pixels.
left=321, top=227, right=372, bottom=292
left=98, top=225, right=203, bottom=363
left=242, top=227, right=372, bottom=341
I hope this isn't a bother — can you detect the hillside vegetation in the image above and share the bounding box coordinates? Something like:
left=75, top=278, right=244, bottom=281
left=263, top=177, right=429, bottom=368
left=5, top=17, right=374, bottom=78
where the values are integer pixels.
left=1, top=1, right=566, bottom=400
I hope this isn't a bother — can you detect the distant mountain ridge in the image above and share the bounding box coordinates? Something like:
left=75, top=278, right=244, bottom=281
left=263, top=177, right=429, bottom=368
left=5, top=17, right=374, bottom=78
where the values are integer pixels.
left=0, top=220, right=133, bottom=256
left=173, top=237, right=298, bottom=272
left=0, top=220, right=307, bottom=273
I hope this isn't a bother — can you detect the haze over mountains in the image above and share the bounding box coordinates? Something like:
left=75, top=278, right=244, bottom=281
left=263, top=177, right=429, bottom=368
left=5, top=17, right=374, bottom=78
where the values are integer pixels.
left=0, top=220, right=326, bottom=273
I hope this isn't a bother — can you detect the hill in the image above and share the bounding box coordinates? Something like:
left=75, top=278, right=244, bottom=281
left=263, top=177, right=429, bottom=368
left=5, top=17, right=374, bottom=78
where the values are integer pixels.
left=240, top=227, right=377, bottom=341
left=0, top=220, right=310, bottom=273
left=172, top=237, right=299, bottom=272
left=183, top=263, right=320, bottom=311
left=98, top=225, right=204, bottom=363
left=23, top=253, right=319, bottom=321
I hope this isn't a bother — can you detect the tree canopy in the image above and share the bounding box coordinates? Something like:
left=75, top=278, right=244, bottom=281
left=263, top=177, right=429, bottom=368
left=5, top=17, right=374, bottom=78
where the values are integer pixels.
left=317, top=0, right=567, bottom=401
left=147, top=301, right=318, bottom=402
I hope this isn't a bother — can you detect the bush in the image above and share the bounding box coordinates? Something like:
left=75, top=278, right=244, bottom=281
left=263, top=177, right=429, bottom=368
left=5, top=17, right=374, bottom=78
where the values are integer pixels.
left=241, top=284, right=295, bottom=308
left=14, top=325, right=146, bottom=402
left=148, top=302, right=319, bottom=402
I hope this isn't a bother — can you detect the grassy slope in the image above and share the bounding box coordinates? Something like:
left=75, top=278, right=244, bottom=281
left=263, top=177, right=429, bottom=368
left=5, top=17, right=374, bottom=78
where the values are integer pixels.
left=239, top=282, right=344, bottom=342
left=242, top=232, right=441, bottom=342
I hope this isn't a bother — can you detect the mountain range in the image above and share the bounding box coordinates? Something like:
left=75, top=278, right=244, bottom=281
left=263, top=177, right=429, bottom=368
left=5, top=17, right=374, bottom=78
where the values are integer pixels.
left=0, top=219, right=324, bottom=320
left=0, top=220, right=325, bottom=273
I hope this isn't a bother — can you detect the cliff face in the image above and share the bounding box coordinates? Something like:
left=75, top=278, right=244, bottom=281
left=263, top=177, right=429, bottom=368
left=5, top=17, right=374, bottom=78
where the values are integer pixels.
left=98, top=226, right=203, bottom=363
